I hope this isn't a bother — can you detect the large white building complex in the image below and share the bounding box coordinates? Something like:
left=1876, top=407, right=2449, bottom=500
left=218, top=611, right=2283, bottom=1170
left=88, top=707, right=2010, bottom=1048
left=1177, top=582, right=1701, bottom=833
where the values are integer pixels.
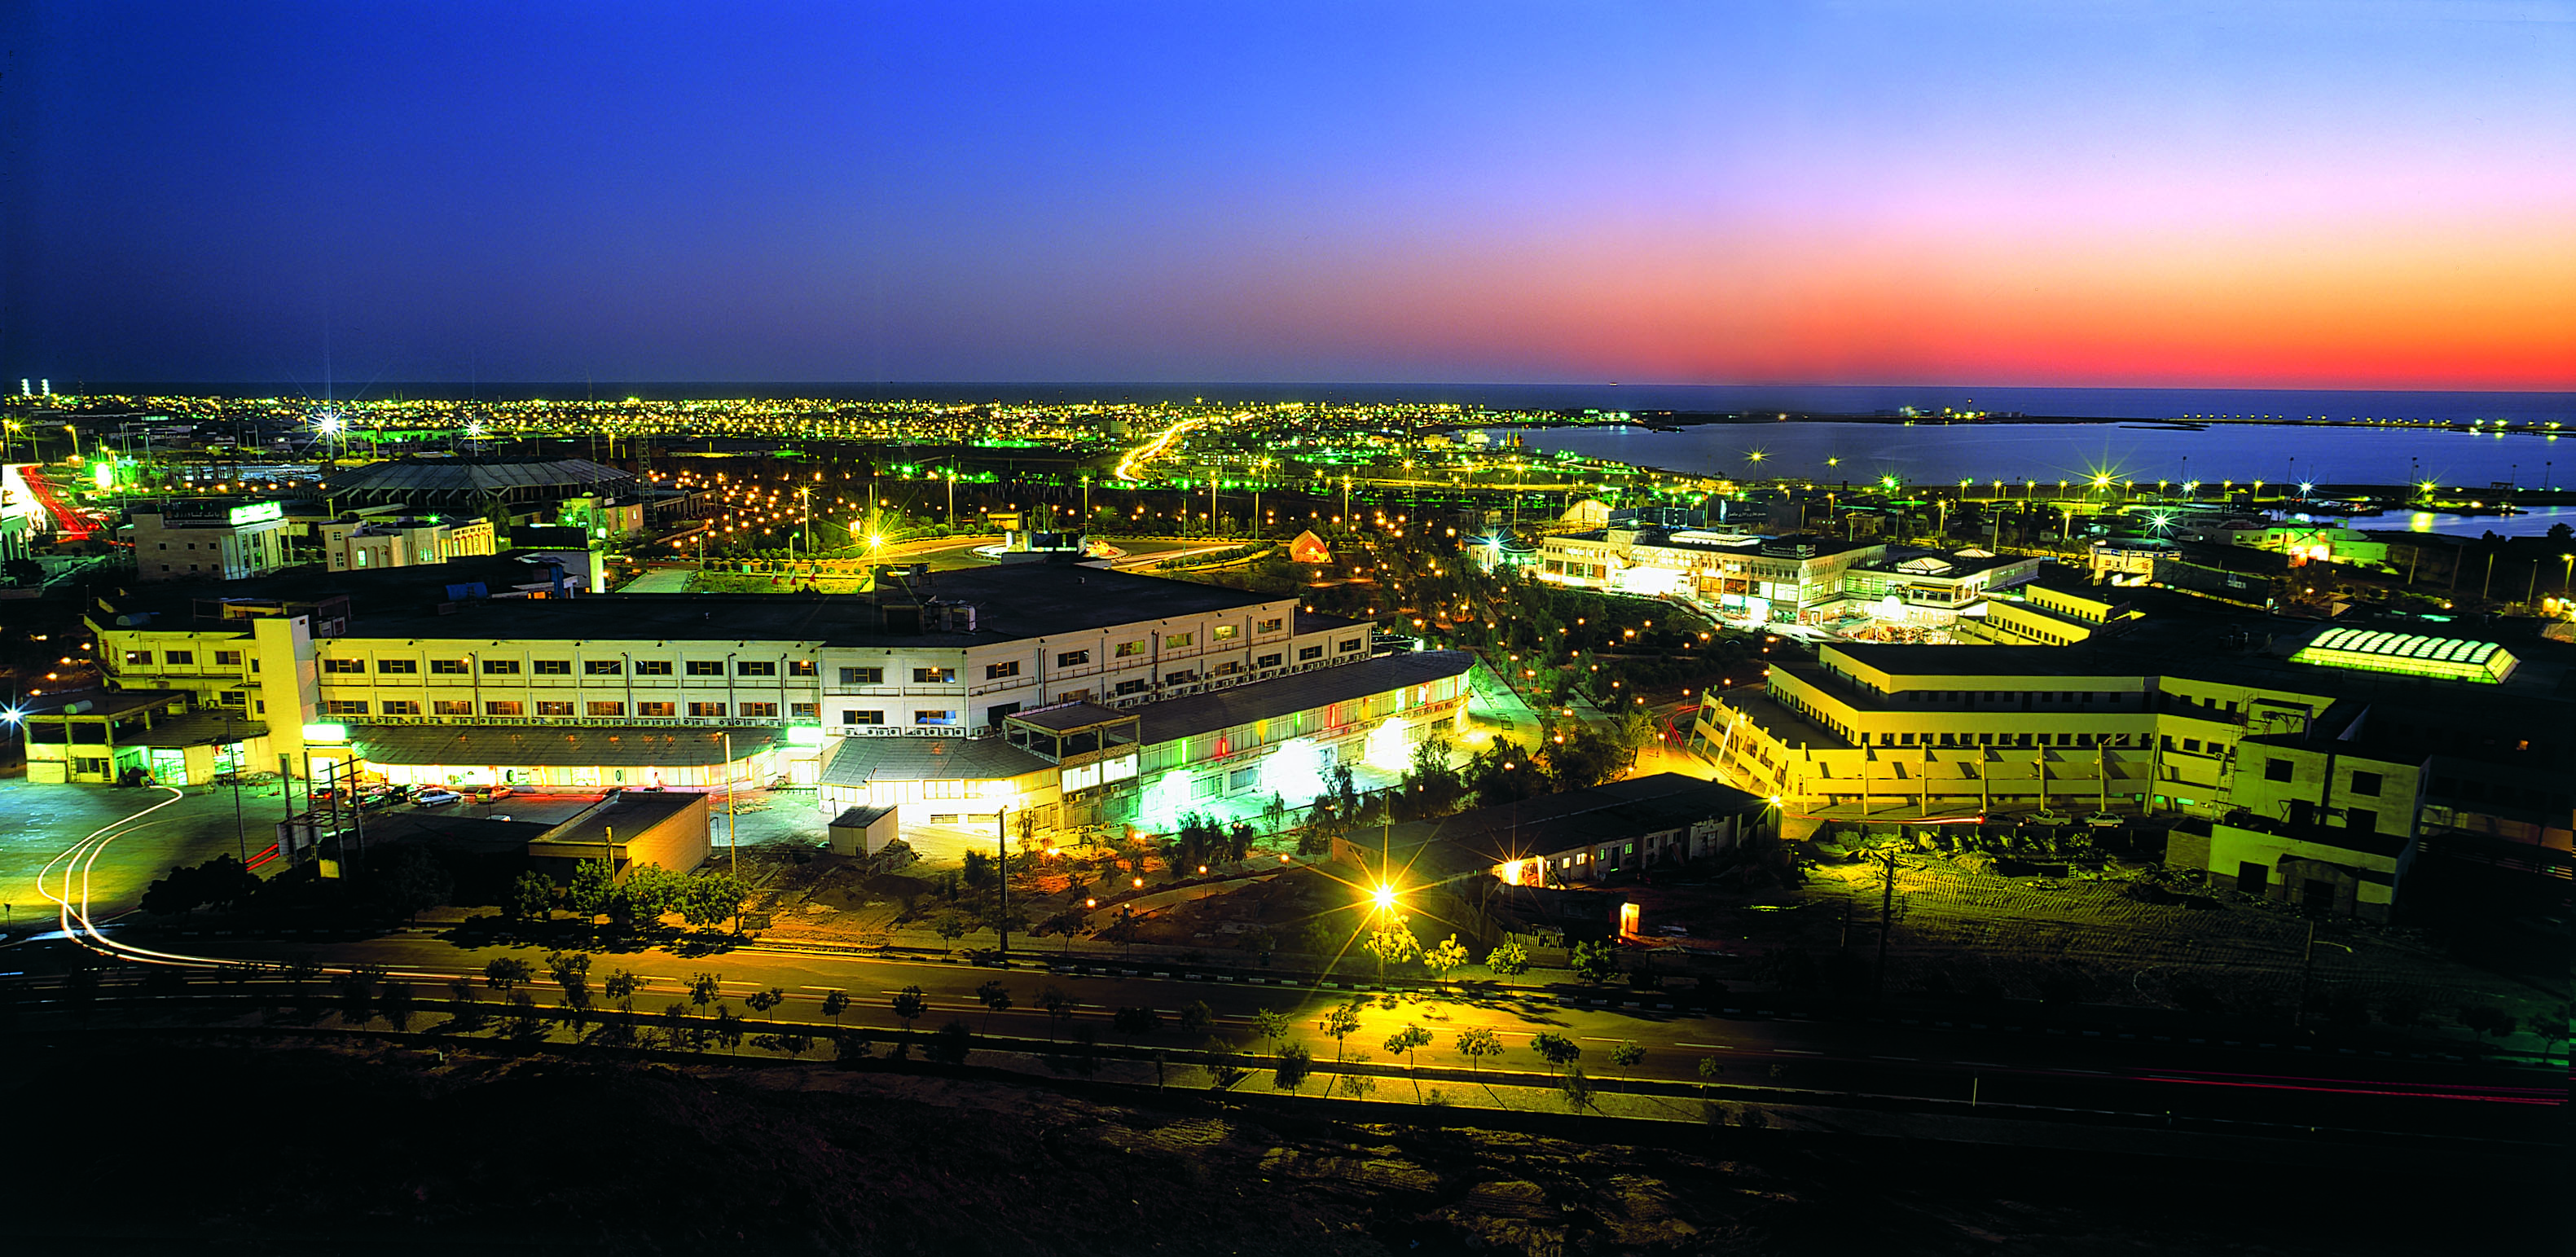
left=24, top=557, right=1475, bottom=845
left=1692, top=593, right=2572, bottom=922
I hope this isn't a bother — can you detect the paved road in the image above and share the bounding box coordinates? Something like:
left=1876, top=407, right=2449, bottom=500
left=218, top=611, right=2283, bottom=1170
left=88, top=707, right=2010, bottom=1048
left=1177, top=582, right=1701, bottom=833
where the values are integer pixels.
left=20, top=777, right=2559, bottom=1154
left=130, top=930, right=2558, bottom=1140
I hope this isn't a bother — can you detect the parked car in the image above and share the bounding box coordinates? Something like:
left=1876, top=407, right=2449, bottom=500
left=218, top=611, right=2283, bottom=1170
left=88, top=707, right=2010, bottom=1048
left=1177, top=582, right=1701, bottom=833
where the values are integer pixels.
left=2022, top=809, right=2072, bottom=828
left=2082, top=811, right=2123, bottom=830
left=414, top=788, right=463, bottom=806
left=473, top=785, right=514, bottom=803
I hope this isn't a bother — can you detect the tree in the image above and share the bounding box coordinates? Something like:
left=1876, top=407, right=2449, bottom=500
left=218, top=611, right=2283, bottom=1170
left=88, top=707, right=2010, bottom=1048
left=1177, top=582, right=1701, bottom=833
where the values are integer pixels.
left=507, top=871, right=553, bottom=925
left=604, top=969, right=642, bottom=1015
left=1112, top=1005, right=1163, bottom=1043
left=745, top=987, right=785, bottom=1017
left=1038, top=985, right=1074, bottom=1043
left=567, top=857, right=615, bottom=924
left=2458, top=1004, right=2519, bottom=1044
left=1571, top=940, right=1618, bottom=985
left=932, top=910, right=971, bottom=954
left=962, top=850, right=993, bottom=888
left=507, top=991, right=546, bottom=1039
left=1531, top=1031, right=1581, bottom=1075
left=1484, top=939, right=1530, bottom=977
left=1319, top=1000, right=1363, bottom=1062
left=1696, top=1056, right=1726, bottom=1085
left=890, top=985, right=928, bottom=1041
left=1558, top=1064, right=1594, bottom=1113
left=336, top=969, right=375, bottom=1026
left=659, top=1000, right=697, bottom=1051
left=1609, top=1039, right=1646, bottom=1090
left=373, top=846, right=451, bottom=923
left=975, top=979, right=1013, bottom=1034
left=1384, top=1024, right=1435, bottom=1101
left=448, top=978, right=486, bottom=1031
left=1176, top=999, right=1214, bottom=1040
left=380, top=981, right=415, bottom=1032
left=688, top=972, right=724, bottom=1019
left=1421, top=934, right=1470, bottom=982
left=1273, top=1040, right=1312, bottom=1093
left=820, top=988, right=850, bottom=1030
left=926, top=1019, right=975, bottom=1065
left=546, top=951, right=593, bottom=1011
left=1454, top=1026, right=1505, bottom=1075
left=712, top=1006, right=745, bottom=1053
left=2530, top=1004, right=2571, bottom=1063
left=1253, top=1009, right=1291, bottom=1057
left=1362, top=916, right=1422, bottom=982
left=678, top=872, right=748, bottom=931
left=483, top=956, right=534, bottom=993
left=608, top=864, right=682, bottom=935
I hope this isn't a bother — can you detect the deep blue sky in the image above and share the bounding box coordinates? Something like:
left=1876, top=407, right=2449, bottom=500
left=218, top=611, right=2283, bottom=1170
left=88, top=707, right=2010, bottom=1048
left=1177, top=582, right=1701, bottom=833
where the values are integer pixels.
left=6, top=2, right=2572, bottom=389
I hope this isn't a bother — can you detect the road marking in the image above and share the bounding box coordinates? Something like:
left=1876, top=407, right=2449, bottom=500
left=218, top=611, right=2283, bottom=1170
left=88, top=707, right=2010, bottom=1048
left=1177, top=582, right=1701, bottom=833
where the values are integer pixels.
left=1676, top=1043, right=1728, bottom=1049
left=1870, top=1055, right=1918, bottom=1061
left=1776, top=1048, right=1821, bottom=1055
left=1958, top=1061, right=2009, bottom=1068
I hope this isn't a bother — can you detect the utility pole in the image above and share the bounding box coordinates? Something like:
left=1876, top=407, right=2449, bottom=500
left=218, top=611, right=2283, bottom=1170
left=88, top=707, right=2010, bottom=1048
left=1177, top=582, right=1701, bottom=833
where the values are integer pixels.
left=995, top=806, right=1011, bottom=965
left=226, top=708, right=245, bottom=861
left=723, top=732, right=738, bottom=881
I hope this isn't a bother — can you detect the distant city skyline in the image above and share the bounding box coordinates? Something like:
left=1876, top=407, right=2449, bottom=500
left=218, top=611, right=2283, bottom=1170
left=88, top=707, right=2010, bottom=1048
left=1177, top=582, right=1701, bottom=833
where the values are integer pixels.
left=8, top=2, right=2574, bottom=389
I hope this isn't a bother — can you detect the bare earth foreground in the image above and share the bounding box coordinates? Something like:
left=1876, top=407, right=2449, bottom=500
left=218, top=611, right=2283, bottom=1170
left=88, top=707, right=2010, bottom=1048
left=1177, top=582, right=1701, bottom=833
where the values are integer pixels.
left=2, top=1035, right=2548, bottom=1256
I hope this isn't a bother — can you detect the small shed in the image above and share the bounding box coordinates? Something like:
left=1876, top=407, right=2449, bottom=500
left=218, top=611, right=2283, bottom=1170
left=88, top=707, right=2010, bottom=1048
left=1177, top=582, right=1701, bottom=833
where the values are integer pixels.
left=829, top=804, right=899, bottom=856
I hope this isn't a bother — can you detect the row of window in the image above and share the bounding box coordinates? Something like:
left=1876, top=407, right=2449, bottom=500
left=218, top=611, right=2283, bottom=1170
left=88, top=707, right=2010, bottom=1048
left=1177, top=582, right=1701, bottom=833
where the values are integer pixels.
left=145, top=650, right=239, bottom=675
left=322, top=657, right=819, bottom=677
left=840, top=710, right=958, bottom=727
left=322, top=699, right=814, bottom=719
left=1871, top=731, right=2134, bottom=749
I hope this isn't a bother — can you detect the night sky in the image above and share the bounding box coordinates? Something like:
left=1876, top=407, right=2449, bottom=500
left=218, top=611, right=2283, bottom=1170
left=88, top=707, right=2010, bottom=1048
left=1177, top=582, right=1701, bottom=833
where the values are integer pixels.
left=7, top=2, right=2573, bottom=389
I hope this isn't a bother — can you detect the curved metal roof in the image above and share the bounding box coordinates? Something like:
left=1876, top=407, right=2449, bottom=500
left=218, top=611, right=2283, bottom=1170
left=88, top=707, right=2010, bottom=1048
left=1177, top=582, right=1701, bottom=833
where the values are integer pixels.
left=2304, top=627, right=2500, bottom=665
left=322, top=457, right=634, bottom=495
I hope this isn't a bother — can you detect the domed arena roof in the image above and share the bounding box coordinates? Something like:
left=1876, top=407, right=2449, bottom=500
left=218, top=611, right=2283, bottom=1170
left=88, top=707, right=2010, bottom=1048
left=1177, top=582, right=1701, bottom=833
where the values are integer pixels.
left=320, top=456, right=635, bottom=504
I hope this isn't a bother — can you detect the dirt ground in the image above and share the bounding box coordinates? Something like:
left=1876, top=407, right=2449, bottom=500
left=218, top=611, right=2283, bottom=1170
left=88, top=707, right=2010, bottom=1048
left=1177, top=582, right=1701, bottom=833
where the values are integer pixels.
left=1621, top=847, right=2565, bottom=1035
left=2, top=1035, right=2543, bottom=1256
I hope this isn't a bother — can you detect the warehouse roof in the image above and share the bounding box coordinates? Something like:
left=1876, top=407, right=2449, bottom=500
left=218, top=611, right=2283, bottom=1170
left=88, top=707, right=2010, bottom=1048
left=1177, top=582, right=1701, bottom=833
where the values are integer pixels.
left=349, top=724, right=780, bottom=767
left=818, top=735, right=1055, bottom=786
left=321, top=456, right=634, bottom=496
left=1134, top=650, right=1477, bottom=745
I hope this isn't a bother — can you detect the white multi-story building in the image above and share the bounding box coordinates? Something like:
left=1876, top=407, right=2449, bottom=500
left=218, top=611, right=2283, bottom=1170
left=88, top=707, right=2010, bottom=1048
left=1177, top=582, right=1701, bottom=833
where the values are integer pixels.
left=55, top=558, right=1475, bottom=840
left=129, top=501, right=292, bottom=582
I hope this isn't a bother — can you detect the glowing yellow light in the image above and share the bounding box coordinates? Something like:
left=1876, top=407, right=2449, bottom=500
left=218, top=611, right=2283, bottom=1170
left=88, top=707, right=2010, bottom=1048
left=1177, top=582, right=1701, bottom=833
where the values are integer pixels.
left=1372, top=884, right=1396, bottom=910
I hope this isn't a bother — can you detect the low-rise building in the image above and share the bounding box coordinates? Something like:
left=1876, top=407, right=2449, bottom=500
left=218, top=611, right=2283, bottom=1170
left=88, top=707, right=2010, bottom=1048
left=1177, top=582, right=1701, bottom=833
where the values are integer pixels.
left=129, top=501, right=292, bottom=582
left=1690, top=606, right=2572, bottom=921
left=320, top=515, right=498, bottom=572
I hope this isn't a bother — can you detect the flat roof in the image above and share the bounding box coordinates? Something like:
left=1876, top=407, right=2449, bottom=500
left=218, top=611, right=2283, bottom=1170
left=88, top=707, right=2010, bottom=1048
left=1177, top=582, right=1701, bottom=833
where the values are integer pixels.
left=538, top=791, right=708, bottom=850
left=1378, top=773, right=1765, bottom=873
left=818, top=735, right=1055, bottom=786
left=1133, top=651, right=1477, bottom=745
left=343, top=563, right=1286, bottom=646
left=830, top=805, right=896, bottom=828
left=17, top=688, right=191, bottom=719
left=1006, top=701, right=1134, bottom=733
left=349, top=724, right=782, bottom=767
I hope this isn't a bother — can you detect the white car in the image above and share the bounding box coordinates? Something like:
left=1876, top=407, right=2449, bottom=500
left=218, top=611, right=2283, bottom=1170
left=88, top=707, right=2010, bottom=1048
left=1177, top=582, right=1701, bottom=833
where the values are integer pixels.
left=414, top=789, right=463, bottom=806
left=2022, top=809, right=2072, bottom=828
left=2082, top=811, right=2123, bottom=830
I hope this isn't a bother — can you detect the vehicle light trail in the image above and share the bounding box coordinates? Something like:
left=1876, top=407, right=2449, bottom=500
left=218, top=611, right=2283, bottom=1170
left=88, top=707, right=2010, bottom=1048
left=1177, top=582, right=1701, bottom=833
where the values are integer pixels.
left=1112, top=413, right=1222, bottom=481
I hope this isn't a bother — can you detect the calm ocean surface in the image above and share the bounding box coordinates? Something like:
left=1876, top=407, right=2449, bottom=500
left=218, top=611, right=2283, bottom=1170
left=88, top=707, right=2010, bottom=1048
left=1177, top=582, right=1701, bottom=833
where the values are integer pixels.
left=1521, top=423, right=2576, bottom=538
left=76, top=380, right=2576, bottom=424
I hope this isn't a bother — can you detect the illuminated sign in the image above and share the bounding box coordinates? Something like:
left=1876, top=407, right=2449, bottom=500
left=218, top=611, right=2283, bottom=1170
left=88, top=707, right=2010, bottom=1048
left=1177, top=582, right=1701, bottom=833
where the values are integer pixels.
left=93, top=462, right=114, bottom=490
left=228, top=501, right=284, bottom=526
left=301, top=722, right=349, bottom=743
